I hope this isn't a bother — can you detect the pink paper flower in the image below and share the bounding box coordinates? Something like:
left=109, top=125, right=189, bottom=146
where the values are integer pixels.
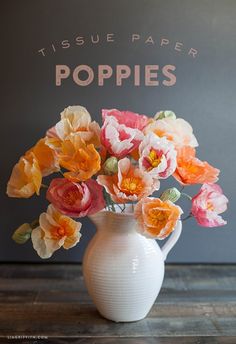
left=46, top=178, right=105, bottom=218
left=191, top=184, right=228, bottom=227
left=102, top=109, right=149, bottom=131
left=100, top=109, right=148, bottom=158
left=139, top=132, right=177, bottom=179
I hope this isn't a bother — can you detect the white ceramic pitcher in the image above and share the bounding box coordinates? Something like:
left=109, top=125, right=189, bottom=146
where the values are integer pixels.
left=83, top=206, right=182, bottom=322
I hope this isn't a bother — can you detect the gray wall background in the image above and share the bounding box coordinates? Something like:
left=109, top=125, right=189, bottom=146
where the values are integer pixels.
left=1, top=0, right=235, bottom=262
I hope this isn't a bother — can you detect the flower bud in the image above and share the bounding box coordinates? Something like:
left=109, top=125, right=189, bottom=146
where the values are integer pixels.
left=12, top=223, right=32, bottom=244
left=154, top=110, right=176, bottom=120
left=160, top=187, right=181, bottom=203
left=103, top=156, right=118, bottom=175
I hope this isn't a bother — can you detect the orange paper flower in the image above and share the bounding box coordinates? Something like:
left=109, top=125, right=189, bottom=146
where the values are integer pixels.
left=7, top=152, right=42, bottom=198
left=59, top=135, right=101, bottom=182
left=173, top=146, right=220, bottom=185
left=27, top=138, right=60, bottom=176
left=134, top=197, right=183, bottom=239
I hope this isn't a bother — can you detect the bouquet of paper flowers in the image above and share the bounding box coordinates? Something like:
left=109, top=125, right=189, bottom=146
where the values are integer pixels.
left=7, top=106, right=228, bottom=258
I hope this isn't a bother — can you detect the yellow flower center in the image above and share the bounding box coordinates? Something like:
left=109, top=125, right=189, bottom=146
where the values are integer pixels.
left=50, top=218, right=75, bottom=239
left=206, top=201, right=214, bottom=211
left=148, top=208, right=169, bottom=227
left=120, top=177, right=143, bottom=195
left=146, top=149, right=162, bottom=170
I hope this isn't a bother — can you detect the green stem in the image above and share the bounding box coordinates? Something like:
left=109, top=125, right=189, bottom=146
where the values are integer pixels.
left=30, top=219, right=39, bottom=229
left=181, top=192, right=192, bottom=201
left=111, top=201, right=116, bottom=212
left=182, top=214, right=193, bottom=222
left=116, top=204, right=123, bottom=212
left=104, top=194, right=110, bottom=211
left=103, top=190, right=116, bottom=212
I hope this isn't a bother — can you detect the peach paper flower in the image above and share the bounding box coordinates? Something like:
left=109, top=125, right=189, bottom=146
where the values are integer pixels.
left=101, top=109, right=146, bottom=158
left=173, top=146, right=220, bottom=185
left=46, top=178, right=105, bottom=217
left=191, top=184, right=228, bottom=227
left=97, top=158, right=159, bottom=203
left=47, top=105, right=100, bottom=147
left=134, top=197, right=183, bottom=239
left=31, top=204, right=82, bottom=259
left=145, top=116, right=198, bottom=148
left=139, top=132, right=177, bottom=179
left=59, top=135, right=101, bottom=182
left=7, top=152, right=42, bottom=198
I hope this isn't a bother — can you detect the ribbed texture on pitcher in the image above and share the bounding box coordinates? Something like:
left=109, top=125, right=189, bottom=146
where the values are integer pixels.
left=83, top=210, right=164, bottom=322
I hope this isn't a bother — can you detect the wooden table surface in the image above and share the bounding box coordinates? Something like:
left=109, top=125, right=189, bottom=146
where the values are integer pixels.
left=0, top=264, right=235, bottom=343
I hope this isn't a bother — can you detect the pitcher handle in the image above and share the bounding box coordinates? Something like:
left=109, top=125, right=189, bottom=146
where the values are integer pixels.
left=161, top=221, right=182, bottom=261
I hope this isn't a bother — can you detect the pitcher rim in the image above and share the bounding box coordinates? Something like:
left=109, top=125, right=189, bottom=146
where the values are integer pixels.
left=88, top=204, right=135, bottom=219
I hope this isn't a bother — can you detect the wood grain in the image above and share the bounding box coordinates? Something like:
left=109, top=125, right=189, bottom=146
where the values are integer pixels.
left=0, top=264, right=235, bottom=343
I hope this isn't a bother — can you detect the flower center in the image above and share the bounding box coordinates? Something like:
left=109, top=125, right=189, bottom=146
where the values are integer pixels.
left=144, top=149, right=162, bottom=171
left=51, top=225, right=66, bottom=238
left=148, top=208, right=169, bottom=226
left=51, top=218, right=75, bottom=239
left=120, top=176, right=143, bottom=195
left=64, top=189, right=82, bottom=206
left=206, top=201, right=214, bottom=211
left=57, top=227, right=65, bottom=236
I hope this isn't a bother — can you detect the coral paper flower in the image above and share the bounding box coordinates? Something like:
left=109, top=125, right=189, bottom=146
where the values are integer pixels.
left=134, top=197, right=183, bottom=239
left=101, top=114, right=144, bottom=158
left=145, top=116, right=198, bottom=148
left=59, top=135, right=101, bottom=182
left=46, top=178, right=105, bottom=218
left=139, top=132, right=177, bottom=179
left=173, top=146, right=220, bottom=185
left=47, top=105, right=100, bottom=147
left=31, top=204, right=82, bottom=259
left=28, top=138, right=60, bottom=176
left=97, top=158, right=159, bottom=203
left=102, top=109, right=149, bottom=131
left=191, top=184, right=228, bottom=227
left=7, top=152, right=42, bottom=198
